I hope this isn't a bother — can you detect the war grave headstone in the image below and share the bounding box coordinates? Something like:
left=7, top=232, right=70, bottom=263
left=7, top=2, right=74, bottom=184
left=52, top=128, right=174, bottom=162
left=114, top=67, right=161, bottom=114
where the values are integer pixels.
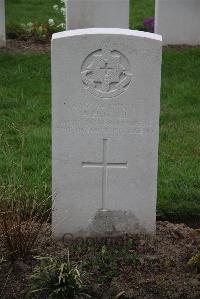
left=0, top=0, right=5, bottom=47
left=155, top=0, right=200, bottom=45
left=52, top=28, right=162, bottom=239
left=66, top=0, right=129, bottom=29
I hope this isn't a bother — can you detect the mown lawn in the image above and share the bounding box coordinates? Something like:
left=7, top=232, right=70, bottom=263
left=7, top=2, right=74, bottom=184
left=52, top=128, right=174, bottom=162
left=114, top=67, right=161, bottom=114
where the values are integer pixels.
left=0, top=48, right=200, bottom=218
left=130, top=0, right=155, bottom=29
left=5, top=0, right=62, bottom=28
left=158, top=48, right=200, bottom=218
left=5, top=0, right=155, bottom=31
left=0, top=54, right=51, bottom=206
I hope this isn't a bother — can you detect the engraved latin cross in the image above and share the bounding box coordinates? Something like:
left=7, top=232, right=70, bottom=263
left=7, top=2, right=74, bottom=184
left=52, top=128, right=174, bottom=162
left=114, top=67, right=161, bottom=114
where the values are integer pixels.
left=82, top=139, right=127, bottom=210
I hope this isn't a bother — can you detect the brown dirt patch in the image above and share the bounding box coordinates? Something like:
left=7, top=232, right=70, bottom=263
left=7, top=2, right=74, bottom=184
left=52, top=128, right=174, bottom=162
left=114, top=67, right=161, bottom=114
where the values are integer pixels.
left=1, top=39, right=50, bottom=53
left=0, top=221, right=200, bottom=298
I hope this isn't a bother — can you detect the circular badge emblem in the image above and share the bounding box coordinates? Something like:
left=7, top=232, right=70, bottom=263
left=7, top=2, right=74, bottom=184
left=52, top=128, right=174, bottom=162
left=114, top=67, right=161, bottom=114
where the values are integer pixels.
left=81, top=45, right=132, bottom=99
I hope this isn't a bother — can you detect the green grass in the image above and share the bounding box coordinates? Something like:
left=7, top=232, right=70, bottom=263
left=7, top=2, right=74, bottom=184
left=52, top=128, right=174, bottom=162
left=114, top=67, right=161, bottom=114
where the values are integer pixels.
left=5, top=0, right=63, bottom=32
left=158, top=48, right=200, bottom=218
left=0, top=48, right=200, bottom=218
left=130, top=0, right=155, bottom=29
left=5, top=0, right=154, bottom=32
left=0, top=53, right=51, bottom=202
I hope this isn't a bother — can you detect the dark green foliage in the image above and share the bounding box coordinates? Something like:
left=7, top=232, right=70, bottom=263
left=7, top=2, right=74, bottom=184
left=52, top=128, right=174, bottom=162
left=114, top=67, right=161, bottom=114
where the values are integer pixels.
left=5, top=0, right=63, bottom=31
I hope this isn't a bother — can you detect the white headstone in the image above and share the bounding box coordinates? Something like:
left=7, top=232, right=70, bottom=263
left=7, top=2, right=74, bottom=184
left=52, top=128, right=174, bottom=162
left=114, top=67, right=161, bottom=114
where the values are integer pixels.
left=155, top=0, right=200, bottom=45
left=0, top=0, right=5, bottom=47
left=52, top=28, right=162, bottom=239
left=66, top=0, right=129, bottom=29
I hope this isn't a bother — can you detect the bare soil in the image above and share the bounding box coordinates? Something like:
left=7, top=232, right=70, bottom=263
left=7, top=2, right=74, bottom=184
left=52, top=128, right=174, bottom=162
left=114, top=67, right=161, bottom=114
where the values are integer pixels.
left=1, top=39, right=51, bottom=53
left=0, top=221, right=200, bottom=298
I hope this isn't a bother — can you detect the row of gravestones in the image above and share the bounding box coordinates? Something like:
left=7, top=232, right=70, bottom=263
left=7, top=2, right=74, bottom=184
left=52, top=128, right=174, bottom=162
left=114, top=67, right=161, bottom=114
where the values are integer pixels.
left=0, top=0, right=200, bottom=47
left=66, top=0, right=200, bottom=45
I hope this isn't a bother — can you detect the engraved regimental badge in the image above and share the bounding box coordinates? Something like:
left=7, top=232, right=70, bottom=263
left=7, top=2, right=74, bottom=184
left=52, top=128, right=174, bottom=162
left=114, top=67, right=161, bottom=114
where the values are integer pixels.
left=81, top=44, right=132, bottom=98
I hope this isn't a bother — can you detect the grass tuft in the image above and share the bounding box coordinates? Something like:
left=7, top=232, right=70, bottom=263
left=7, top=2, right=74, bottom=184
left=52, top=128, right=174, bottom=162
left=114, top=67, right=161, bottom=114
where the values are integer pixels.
left=28, top=251, right=90, bottom=299
left=188, top=251, right=200, bottom=272
left=0, top=195, right=50, bottom=261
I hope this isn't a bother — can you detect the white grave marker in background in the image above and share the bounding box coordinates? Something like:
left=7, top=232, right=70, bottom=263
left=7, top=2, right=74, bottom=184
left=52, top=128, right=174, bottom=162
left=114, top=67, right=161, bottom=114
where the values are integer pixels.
left=66, top=0, right=129, bottom=29
left=52, top=28, right=162, bottom=239
left=0, top=0, right=5, bottom=47
left=155, top=0, right=200, bottom=45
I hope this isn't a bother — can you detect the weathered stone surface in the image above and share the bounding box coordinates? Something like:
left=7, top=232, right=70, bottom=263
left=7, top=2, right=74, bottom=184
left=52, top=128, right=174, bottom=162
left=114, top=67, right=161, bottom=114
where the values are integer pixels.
left=66, top=0, right=129, bottom=29
left=0, top=0, right=5, bottom=48
left=155, top=0, right=200, bottom=45
left=52, top=28, right=162, bottom=239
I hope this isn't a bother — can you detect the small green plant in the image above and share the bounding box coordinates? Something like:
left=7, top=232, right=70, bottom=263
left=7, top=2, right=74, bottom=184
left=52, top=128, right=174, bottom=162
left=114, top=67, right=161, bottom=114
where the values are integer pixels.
left=51, top=0, right=66, bottom=30
left=28, top=252, right=90, bottom=299
left=7, top=0, right=66, bottom=40
left=19, top=0, right=66, bottom=40
left=83, top=239, right=139, bottom=284
left=188, top=251, right=200, bottom=272
left=7, top=20, right=62, bottom=40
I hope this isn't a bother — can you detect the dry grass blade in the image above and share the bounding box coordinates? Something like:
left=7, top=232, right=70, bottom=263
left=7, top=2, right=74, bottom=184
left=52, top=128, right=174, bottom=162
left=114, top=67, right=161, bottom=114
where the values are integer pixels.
left=114, top=291, right=125, bottom=298
left=0, top=131, right=51, bottom=261
left=0, top=198, right=51, bottom=261
left=0, top=267, right=13, bottom=298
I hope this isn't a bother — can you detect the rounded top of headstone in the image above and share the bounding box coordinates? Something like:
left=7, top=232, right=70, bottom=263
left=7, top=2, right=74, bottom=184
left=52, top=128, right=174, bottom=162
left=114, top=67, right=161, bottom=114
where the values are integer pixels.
left=52, top=28, right=162, bottom=42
